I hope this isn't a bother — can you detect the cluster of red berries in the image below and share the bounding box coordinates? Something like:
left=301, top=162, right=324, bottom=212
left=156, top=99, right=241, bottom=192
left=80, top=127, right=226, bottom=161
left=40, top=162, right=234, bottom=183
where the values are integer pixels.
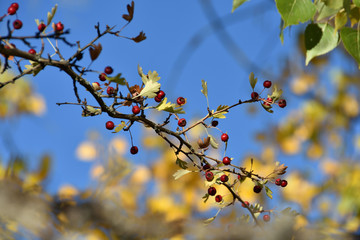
left=251, top=80, right=287, bottom=108
left=207, top=187, right=223, bottom=203
left=99, top=66, right=113, bottom=81
left=7, top=3, right=22, bottom=30
left=275, top=178, right=288, bottom=187
left=105, top=120, right=139, bottom=155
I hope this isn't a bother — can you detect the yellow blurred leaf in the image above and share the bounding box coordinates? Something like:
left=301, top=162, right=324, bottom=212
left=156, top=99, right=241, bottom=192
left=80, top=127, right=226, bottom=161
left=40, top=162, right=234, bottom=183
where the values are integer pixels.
left=109, top=137, right=127, bottom=154
left=91, top=165, right=104, bottom=179
left=58, top=184, right=79, bottom=200
left=280, top=137, right=301, bottom=155
left=76, top=141, right=97, bottom=161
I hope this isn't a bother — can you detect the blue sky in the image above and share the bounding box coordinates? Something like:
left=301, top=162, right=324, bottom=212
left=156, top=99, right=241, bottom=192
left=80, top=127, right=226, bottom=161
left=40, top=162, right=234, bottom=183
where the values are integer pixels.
left=0, top=0, right=308, bottom=194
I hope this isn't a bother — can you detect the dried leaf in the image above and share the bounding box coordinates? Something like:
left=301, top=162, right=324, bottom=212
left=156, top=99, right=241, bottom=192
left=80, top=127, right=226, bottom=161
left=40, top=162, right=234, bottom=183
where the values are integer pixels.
left=273, top=163, right=288, bottom=175
left=132, top=31, right=146, bottom=43
left=122, top=1, right=134, bottom=22
left=89, top=43, right=102, bottom=61
left=198, top=137, right=211, bottom=149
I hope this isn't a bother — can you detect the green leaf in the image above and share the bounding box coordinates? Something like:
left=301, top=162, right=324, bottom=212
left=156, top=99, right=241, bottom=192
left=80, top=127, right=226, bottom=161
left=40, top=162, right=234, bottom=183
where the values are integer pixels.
left=106, top=73, right=126, bottom=85
left=202, top=193, right=209, bottom=203
left=113, top=121, right=126, bottom=133
left=212, top=105, right=229, bottom=119
left=176, top=158, right=188, bottom=169
left=173, top=169, right=192, bottom=180
left=81, top=106, right=102, bottom=117
left=232, top=0, right=247, bottom=13
left=155, top=97, right=185, bottom=114
left=355, top=0, right=360, bottom=8
left=306, top=23, right=339, bottom=65
left=335, top=11, right=348, bottom=33
left=208, top=134, right=219, bottom=149
left=304, top=23, right=323, bottom=50
left=201, top=79, right=208, bottom=98
left=24, top=61, right=44, bottom=76
left=275, top=0, right=316, bottom=28
left=261, top=102, right=274, bottom=113
left=270, top=85, right=283, bottom=103
left=265, top=186, right=273, bottom=199
left=341, top=27, right=360, bottom=68
left=249, top=72, right=257, bottom=90
left=315, top=1, right=341, bottom=21
left=47, top=4, right=58, bottom=26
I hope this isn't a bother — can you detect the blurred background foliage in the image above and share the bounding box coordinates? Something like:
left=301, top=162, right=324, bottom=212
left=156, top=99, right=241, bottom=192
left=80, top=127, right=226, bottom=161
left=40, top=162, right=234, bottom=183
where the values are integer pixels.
left=1, top=1, right=360, bottom=240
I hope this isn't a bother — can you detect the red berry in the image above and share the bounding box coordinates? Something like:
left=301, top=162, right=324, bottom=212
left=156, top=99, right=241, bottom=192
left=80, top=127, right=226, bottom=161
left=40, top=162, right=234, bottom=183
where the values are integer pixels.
left=275, top=178, right=282, bottom=186
left=263, top=80, right=272, bottom=88
left=281, top=180, right=288, bottom=187
left=208, top=187, right=216, bottom=196
left=55, top=22, right=64, bottom=32
left=215, top=195, right=222, bottom=202
left=107, top=87, right=115, bottom=95
left=104, top=66, right=113, bottom=75
left=211, top=120, right=218, bottom=127
left=106, top=121, right=114, bottom=130
left=222, top=156, right=231, bottom=165
left=203, top=163, right=211, bottom=170
left=8, top=6, right=17, bottom=15
left=220, top=174, right=228, bottom=182
left=177, top=97, right=185, bottom=105
left=154, top=96, right=162, bottom=102
left=28, top=49, right=36, bottom=55
left=253, top=185, right=262, bottom=193
left=38, top=23, right=46, bottom=32
left=205, top=171, right=214, bottom=181
left=11, top=3, right=19, bottom=10
left=13, top=19, right=22, bottom=30
left=132, top=105, right=141, bottom=115
left=221, top=133, right=229, bottom=142
left=242, top=201, right=250, bottom=208
left=178, top=118, right=186, bottom=127
left=130, top=146, right=138, bottom=155
left=251, top=91, right=259, bottom=100
left=263, top=214, right=270, bottom=222
left=99, top=73, right=107, bottom=81
left=157, top=90, right=165, bottom=99
left=278, top=99, right=287, bottom=108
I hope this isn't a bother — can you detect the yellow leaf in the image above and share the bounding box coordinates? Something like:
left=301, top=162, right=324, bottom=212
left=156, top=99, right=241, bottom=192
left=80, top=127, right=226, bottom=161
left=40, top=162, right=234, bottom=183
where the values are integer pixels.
left=108, top=137, right=127, bottom=155
left=58, top=184, right=79, bottom=200
left=91, top=165, right=104, bottom=179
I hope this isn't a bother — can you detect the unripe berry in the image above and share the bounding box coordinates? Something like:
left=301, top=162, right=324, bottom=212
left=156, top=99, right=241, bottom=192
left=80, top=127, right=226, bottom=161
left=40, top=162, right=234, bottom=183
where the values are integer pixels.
left=205, top=171, right=214, bottom=181
left=211, top=120, right=218, bottom=127
left=215, top=195, right=222, bottom=202
left=157, top=90, right=165, bottom=99
left=263, top=80, right=272, bottom=88
left=278, top=99, right=287, bottom=108
left=107, top=86, right=115, bottom=95
left=222, top=156, right=231, bottom=165
left=130, top=146, right=138, bottom=155
left=220, top=174, right=228, bottom=182
left=55, top=22, right=64, bottom=32
left=11, top=3, right=19, bottom=10
left=242, top=201, right=250, bottom=208
left=253, top=185, right=262, bottom=193
left=38, top=23, right=46, bottom=32
left=281, top=179, right=288, bottom=187
left=263, top=214, right=270, bottom=222
left=208, top=186, right=216, bottom=196
left=104, top=66, right=113, bottom=75
left=251, top=91, right=259, bottom=100
left=106, top=121, right=114, bottom=130
left=13, top=19, right=22, bottom=30
left=221, top=133, right=229, bottom=142
left=8, top=6, right=17, bottom=15
left=99, top=73, right=107, bottom=81
left=177, top=97, right=186, bottom=105
left=28, top=49, right=36, bottom=55
left=92, top=82, right=101, bottom=91
left=178, top=118, right=186, bottom=127
left=132, top=105, right=140, bottom=115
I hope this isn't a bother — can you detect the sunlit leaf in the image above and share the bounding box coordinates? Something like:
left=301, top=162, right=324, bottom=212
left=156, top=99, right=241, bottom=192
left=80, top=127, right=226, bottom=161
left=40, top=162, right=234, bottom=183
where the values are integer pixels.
left=47, top=4, right=58, bottom=26
left=155, top=97, right=184, bottom=114
left=201, top=79, right=208, bottom=98
left=315, top=0, right=341, bottom=21
left=265, top=186, right=273, bottom=199
left=270, top=85, right=283, bottom=103
left=212, top=105, right=229, bottom=119
left=306, top=24, right=339, bottom=65
left=335, top=11, right=347, bottom=33
left=275, top=0, right=316, bottom=28
left=137, top=70, right=161, bottom=98
left=24, top=61, right=44, bottom=76
left=173, top=169, right=192, bottom=180
left=208, top=134, right=219, bottom=149
left=113, top=121, right=126, bottom=133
